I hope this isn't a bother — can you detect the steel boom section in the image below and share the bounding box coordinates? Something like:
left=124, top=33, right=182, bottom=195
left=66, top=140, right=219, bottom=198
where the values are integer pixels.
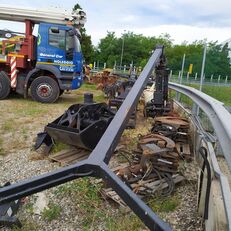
left=0, top=46, right=172, bottom=231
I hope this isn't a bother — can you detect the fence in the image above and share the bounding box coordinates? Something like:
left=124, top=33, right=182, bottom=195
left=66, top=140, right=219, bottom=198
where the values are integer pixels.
left=169, top=71, right=231, bottom=86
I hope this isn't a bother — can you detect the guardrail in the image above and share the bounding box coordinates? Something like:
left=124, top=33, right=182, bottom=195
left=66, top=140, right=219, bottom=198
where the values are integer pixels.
left=169, top=82, right=231, bottom=171
left=169, top=83, right=231, bottom=230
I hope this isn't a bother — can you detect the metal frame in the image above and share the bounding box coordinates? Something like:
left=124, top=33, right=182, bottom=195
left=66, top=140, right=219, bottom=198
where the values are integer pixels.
left=0, top=46, right=172, bottom=231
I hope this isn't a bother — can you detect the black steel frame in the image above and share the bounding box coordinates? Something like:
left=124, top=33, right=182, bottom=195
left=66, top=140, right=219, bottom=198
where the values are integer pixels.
left=0, top=46, right=172, bottom=231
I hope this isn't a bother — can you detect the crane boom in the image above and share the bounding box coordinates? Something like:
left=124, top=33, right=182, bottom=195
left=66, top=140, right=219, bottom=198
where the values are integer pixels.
left=0, top=5, right=86, bottom=26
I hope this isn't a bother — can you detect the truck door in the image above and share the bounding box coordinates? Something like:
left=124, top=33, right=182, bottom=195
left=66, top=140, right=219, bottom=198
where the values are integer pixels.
left=37, top=23, right=74, bottom=73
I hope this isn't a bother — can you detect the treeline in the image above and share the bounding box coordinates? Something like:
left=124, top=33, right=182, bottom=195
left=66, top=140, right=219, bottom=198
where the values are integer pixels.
left=84, top=31, right=230, bottom=78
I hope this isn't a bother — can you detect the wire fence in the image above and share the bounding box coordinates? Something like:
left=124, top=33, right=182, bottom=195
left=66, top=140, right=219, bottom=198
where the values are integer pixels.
left=170, top=71, right=231, bottom=86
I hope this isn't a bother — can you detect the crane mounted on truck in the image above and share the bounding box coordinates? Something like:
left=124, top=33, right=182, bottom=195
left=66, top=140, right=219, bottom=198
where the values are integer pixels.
left=0, top=5, right=87, bottom=103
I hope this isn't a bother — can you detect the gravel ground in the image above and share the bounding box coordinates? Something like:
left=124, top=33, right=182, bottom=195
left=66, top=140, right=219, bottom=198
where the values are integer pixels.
left=0, top=92, right=204, bottom=231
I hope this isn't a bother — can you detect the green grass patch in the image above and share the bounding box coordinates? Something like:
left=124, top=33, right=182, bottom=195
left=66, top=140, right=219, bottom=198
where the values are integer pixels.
left=24, top=202, right=34, bottom=215
left=41, top=202, right=62, bottom=221
left=170, top=83, right=231, bottom=107
left=51, top=141, right=69, bottom=154
left=12, top=219, right=40, bottom=231
left=81, top=83, right=97, bottom=90
left=1, top=119, right=16, bottom=132
left=200, top=85, right=231, bottom=106
left=14, top=104, right=49, bottom=117
left=148, top=195, right=179, bottom=213
left=55, top=178, right=104, bottom=228
left=94, top=93, right=106, bottom=103
left=105, top=213, right=145, bottom=231
left=54, top=178, right=179, bottom=230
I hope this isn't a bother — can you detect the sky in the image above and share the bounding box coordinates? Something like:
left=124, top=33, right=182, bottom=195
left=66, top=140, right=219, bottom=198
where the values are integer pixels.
left=0, top=0, right=231, bottom=46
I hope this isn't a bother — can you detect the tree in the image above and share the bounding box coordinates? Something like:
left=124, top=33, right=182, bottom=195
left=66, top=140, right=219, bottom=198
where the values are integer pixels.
left=94, top=31, right=231, bottom=77
left=205, top=42, right=231, bottom=78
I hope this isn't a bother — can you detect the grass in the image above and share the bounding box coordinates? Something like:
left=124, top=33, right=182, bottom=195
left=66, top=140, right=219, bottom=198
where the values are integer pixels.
left=105, top=213, right=145, bottom=231
left=148, top=195, right=179, bottom=213
left=54, top=177, right=179, bottom=230
left=1, top=118, right=16, bottom=132
left=0, top=137, right=4, bottom=155
left=200, top=84, right=231, bottom=105
left=51, top=141, right=69, bottom=154
left=170, top=82, right=231, bottom=106
left=55, top=178, right=103, bottom=228
left=24, top=202, right=34, bottom=215
left=41, top=202, right=62, bottom=221
left=103, top=195, right=179, bottom=231
left=82, top=83, right=97, bottom=90
left=12, top=219, right=40, bottom=231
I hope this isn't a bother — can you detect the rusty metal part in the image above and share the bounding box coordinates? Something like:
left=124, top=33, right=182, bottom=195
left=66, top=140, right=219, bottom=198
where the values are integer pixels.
left=139, top=133, right=175, bottom=149
left=154, top=116, right=189, bottom=129
left=137, top=132, right=179, bottom=174
left=151, top=123, right=177, bottom=139
left=116, top=164, right=143, bottom=180
left=101, top=174, right=185, bottom=205
left=88, top=69, right=123, bottom=96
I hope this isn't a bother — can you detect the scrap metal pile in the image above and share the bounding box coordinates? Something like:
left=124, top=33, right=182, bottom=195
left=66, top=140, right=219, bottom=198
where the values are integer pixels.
left=85, top=69, right=137, bottom=127
left=102, top=114, right=191, bottom=203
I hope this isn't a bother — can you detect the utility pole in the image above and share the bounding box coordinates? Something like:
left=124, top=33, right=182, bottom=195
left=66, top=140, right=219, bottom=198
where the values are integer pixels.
left=120, top=30, right=126, bottom=70
left=199, top=43, right=207, bottom=91
left=176, top=53, right=185, bottom=101
left=196, top=43, right=207, bottom=116
left=180, top=53, right=185, bottom=84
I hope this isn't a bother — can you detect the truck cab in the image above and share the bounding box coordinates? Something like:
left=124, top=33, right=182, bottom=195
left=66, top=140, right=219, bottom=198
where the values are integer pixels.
left=37, top=23, right=83, bottom=90
left=0, top=6, right=86, bottom=103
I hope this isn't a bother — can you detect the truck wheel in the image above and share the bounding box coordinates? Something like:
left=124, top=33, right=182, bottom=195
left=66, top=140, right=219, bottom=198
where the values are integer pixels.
left=31, top=76, right=60, bottom=103
left=0, top=71, right=11, bottom=99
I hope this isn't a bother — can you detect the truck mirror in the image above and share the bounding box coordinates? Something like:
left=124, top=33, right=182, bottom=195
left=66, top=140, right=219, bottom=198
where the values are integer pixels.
left=50, top=27, right=59, bottom=33
left=68, top=30, right=74, bottom=36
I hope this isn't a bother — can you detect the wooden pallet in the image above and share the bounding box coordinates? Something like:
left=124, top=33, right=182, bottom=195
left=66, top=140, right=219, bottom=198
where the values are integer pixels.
left=176, top=142, right=192, bottom=161
left=49, top=148, right=90, bottom=166
left=101, top=174, right=185, bottom=207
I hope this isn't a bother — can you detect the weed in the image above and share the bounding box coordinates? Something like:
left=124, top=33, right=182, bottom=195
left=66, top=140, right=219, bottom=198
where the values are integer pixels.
left=11, top=219, right=40, bottom=231
left=21, top=127, right=28, bottom=140
left=1, top=119, right=15, bottom=132
left=94, top=93, right=106, bottom=103
left=82, top=83, right=97, bottom=90
left=24, top=202, right=34, bottom=215
left=41, top=202, right=62, bottom=221
left=148, top=195, right=179, bottom=213
left=105, top=212, right=144, bottom=231
left=55, top=178, right=104, bottom=227
left=51, top=141, right=69, bottom=154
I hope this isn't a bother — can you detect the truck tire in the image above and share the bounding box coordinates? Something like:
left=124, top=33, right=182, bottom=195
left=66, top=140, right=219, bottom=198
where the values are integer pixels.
left=31, top=76, right=60, bottom=103
left=0, top=71, right=11, bottom=99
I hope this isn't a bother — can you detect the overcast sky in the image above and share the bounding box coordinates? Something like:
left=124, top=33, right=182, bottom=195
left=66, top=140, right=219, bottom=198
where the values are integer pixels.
left=0, top=0, right=231, bottom=46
